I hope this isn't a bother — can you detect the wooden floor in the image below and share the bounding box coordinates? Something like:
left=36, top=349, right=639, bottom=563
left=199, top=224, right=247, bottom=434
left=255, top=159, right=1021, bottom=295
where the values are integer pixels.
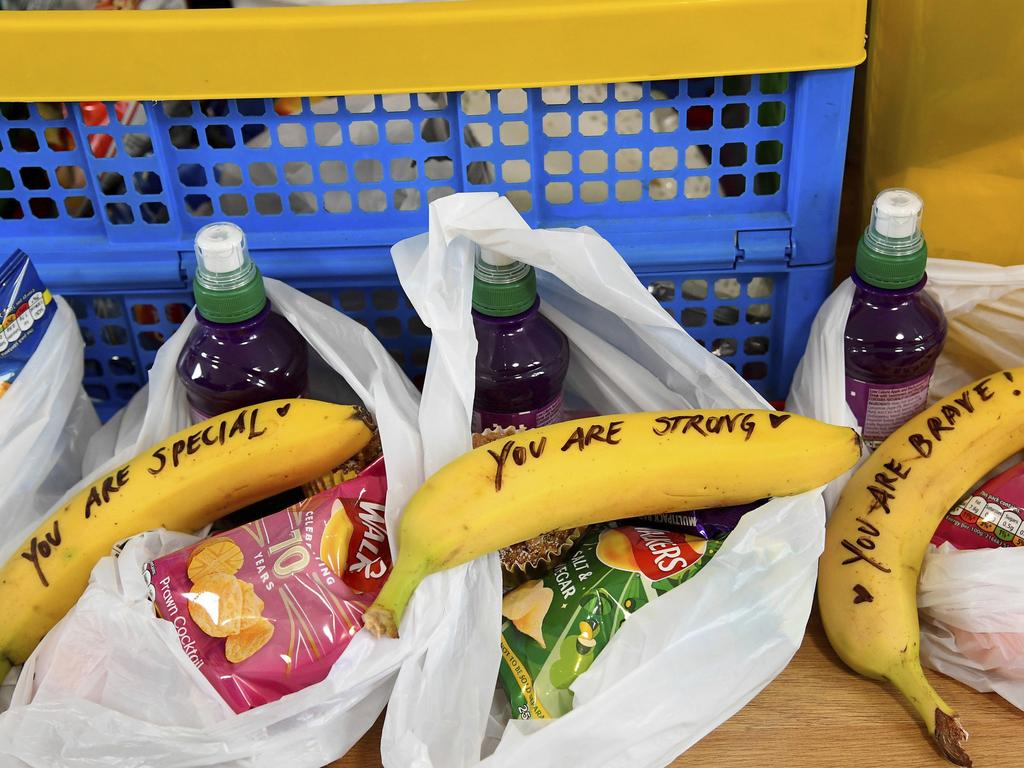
left=329, top=608, right=1018, bottom=767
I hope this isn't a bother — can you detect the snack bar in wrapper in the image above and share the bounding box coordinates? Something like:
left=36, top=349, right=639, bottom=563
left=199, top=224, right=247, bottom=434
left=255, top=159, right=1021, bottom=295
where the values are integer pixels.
left=146, top=457, right=389, bottom=713
left=0, top=249, right=55, bottom=398
left=637, top=501, right=761, bottom=539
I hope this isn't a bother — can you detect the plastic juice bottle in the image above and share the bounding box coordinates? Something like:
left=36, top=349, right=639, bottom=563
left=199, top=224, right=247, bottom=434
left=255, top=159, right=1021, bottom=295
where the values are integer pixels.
left=177, top=222, right=308, bottom=422
left=472, top=247, right=569, bottom=431
left=845, top=189, right=947, bottom=449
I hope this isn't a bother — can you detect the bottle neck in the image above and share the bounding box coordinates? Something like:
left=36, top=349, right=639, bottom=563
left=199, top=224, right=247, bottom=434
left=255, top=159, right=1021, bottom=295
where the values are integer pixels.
left=196, top=300, right=272, bottom=329
left=472, top=297, right=541, bottom=323
left=852, top=271, right=927, bottom=301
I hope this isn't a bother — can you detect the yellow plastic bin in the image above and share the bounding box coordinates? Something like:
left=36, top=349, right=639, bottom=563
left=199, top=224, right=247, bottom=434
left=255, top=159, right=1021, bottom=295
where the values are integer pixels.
left=2, top=0, right=866, bottom=100
left=862, top=0, right=1024, bottom=264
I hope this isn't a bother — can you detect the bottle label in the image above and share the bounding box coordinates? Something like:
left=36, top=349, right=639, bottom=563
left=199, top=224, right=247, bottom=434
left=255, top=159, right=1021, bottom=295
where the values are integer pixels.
left=473, top=394, right=564, bottom=432
left=846, top=372, right=932, bottom=450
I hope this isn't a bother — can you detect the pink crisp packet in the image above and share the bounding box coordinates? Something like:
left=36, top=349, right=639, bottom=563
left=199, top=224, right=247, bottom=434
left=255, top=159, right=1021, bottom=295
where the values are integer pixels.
left=146, top=457, right=390, bottom=713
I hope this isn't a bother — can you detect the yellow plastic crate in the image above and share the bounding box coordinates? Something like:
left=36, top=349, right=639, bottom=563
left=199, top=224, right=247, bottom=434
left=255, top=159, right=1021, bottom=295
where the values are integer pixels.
left=0, top=0, right=865, bottom=101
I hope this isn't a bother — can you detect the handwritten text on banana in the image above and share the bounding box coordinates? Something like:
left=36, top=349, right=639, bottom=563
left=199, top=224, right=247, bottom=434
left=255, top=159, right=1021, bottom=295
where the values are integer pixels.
left=487, top=412, right=792, bottom=492
left=841, top=377, right=996, bottom=581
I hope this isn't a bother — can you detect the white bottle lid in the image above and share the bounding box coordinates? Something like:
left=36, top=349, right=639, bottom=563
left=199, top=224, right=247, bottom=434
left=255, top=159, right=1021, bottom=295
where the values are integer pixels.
left=474, top=245, right=530, bottom=286
left=479, top=246, right=514, bottom=268
left=870, top=188, right=923, bottom=240
left=195, top=222, right=248, bottom=274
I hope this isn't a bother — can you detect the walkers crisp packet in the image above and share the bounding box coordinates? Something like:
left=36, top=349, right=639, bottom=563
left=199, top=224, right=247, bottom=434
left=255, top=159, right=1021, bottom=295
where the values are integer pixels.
left=146, top=457, right=390, bottom=713
left=498, top=514, right=742, bottom=720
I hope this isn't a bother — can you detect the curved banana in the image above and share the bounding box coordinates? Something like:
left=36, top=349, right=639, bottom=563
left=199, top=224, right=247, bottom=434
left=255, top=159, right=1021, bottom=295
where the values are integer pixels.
left=0, top=399, right=374, bottom=681
left=819, top=366, right=1024, bottom=768
left=364, top=409, right=860, bottom=638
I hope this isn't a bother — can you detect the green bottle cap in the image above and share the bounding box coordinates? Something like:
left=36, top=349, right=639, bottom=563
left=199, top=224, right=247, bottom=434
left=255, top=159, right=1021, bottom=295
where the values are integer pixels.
left=192, top=222, right=268, bottom=323
left=472, top=247, right=537, bottom=317
left=855, top=188, right=928, bottom=289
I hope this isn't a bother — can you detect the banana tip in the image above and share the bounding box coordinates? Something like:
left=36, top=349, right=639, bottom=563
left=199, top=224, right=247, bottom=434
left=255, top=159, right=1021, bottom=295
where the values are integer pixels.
left=354, top=404, right=377, bottom=431
left=851, top=429, right=864, bottom=454
left=363, top=605, right=399, bottom=639
left=934, top=709, right=972, bottom=767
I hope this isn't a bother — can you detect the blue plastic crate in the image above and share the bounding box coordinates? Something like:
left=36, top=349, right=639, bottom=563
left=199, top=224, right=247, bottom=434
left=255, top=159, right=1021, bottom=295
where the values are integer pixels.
left=0, top=69, right=853, bottom=419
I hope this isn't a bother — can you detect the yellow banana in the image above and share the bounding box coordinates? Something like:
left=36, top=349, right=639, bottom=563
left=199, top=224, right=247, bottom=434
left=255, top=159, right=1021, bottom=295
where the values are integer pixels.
left=0, top=399, right=374, bottom=682
left=364, top=409, right=859, bottom=638
left=819, top=366, right=1024, bottom=768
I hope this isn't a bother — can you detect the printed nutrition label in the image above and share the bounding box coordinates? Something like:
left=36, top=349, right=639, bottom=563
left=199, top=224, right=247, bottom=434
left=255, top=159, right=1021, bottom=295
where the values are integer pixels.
left=847, top=373, right=931, bottom=449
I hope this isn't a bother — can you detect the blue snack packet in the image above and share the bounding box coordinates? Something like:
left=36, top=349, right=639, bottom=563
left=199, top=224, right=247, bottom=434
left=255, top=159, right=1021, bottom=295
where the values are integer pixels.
left=0, top=250, right=55, bottom=395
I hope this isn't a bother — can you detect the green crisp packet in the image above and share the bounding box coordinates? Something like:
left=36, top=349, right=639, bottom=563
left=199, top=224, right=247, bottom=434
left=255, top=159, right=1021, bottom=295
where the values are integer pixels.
left=498, top=523, right=726, bottom=719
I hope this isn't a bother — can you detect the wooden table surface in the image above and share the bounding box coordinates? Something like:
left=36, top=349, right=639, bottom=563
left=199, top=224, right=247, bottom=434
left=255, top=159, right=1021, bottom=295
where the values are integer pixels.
left=329, top=608, right=1019, bottom=768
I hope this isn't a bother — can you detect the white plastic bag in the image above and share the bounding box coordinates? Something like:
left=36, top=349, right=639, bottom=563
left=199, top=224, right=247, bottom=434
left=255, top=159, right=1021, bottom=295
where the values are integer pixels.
left=918, top=544, right=1024, bottom=710
left=0, top=279, right=426, bottom=767
left=0, top=296, right=99, bottom=710
left=786, top=257, right=1024, bottom=709
left=0, top=297, right=99, bottom=553
left=382, top=193, right=827, bottom=768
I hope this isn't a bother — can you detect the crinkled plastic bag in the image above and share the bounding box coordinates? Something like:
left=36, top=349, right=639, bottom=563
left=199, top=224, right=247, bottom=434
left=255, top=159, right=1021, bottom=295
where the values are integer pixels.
left=0, top=297, right=99, bottom=549
left=919, top=544, right=1024, bottom=710
left=787, top=257, right=1024, bottom=710
left=382, top=193, right=826, bottom=768
left=0, top=279, right=426, bottom=767
left=0, top=296, right=99, bottom=710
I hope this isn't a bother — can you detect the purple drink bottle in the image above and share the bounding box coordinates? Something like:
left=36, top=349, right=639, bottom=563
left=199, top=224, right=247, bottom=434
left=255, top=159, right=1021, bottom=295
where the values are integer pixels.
left=845, top=189, right=946, bottom=449
left=472, top=247, right=569, bottom=431
left=177, top=222, right=308, bottom=422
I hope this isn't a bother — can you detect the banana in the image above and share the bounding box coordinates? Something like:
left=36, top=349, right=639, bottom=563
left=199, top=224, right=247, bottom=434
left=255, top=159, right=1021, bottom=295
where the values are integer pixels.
left=363, top=409, right=859, bottom=638
left=0, top=399, right=374, bottom=682
left=819, top=366, right=1024, bottom=768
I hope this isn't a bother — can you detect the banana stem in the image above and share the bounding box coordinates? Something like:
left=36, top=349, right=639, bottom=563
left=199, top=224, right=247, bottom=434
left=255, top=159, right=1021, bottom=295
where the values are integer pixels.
left=887, top=663, right=971, bottom=767
left=363, top=559, right=428, bottom=639
left=934, top=710, right=973, bottom=768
